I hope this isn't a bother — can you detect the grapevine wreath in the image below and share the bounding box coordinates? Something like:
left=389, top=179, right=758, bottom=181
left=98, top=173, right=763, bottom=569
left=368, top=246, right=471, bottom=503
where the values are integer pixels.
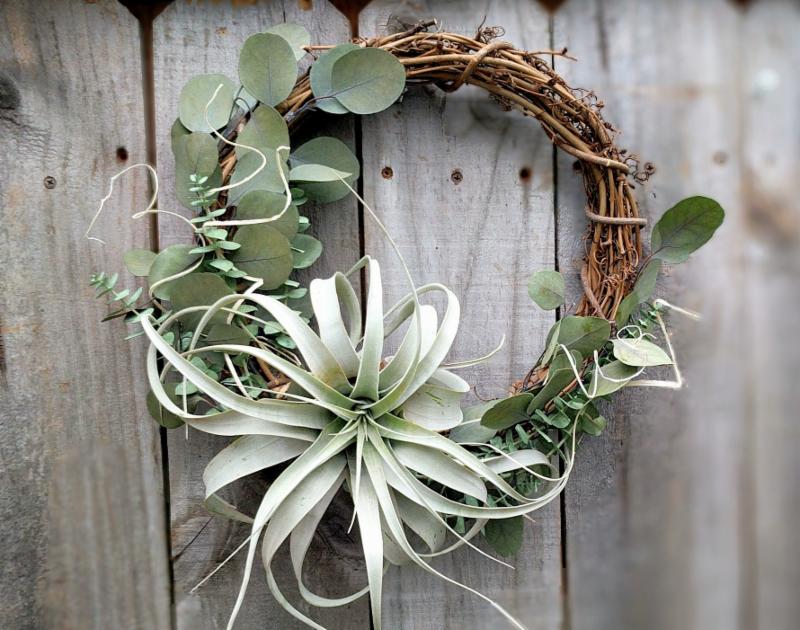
left=88, top=19, right=724, bottom=630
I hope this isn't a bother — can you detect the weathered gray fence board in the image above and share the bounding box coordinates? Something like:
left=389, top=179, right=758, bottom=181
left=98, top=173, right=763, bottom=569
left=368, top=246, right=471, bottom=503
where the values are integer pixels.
left=0, top=1, right=171, bottom=629
left=740, top=3, right=800, bottom=629
left=152, top=2, right=368, bottom=628
left=359, top=2, right=563, bottom=628
left=554, top=1, right=799, bottom=629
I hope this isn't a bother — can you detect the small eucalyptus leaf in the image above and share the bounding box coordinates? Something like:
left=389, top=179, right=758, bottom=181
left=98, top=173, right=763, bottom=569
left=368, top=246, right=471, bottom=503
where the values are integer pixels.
left=178, top=74, right=236, bottom=133
left=527, top=270, right=565, bottom=310
left=265, top=23, right=310, bottom=61
left=236, top=105, right=289, bottom=159
left=612, top=337, right=673, bottom=367
left=123, top=249, right=157, bottom=277
left=235, top=190, right=299, bottom=239
left=176, top=166, right=222, bottom=210
left=484, top=516, right=524, bottom=557
left=615, top=259, right=662, bottom=327
left=228, top=151, right=288, bottom=205
left=289, top=164, right=351, bottom=182
left=650, top=196, right=725, bottom=263
left=169, top=272, right=234, bottom=328
left=148, top=244, right=201, bottom=299
left=290, top=137, right=359, bottom=202
left=557, top=316, right=611, bottom=356
left=480, top=394, right=534, bottom=431
left=291, top=234, right=322, bottom=269
left=330, top=48, right=406, bottom=114
left=238, top=33, right=297, bottom=106
left=231, top=224, right=294, bottom=290
left=589, top=360, right=639, bottom=397
left=310, top=43, right=360, bottom=114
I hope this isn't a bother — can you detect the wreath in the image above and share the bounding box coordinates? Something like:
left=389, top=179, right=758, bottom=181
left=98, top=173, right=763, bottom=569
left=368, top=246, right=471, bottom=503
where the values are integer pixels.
left=87, top=19, right=724, bottom=630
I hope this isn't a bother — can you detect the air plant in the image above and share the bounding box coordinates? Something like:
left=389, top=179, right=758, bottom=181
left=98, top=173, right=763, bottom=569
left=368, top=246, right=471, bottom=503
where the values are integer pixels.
left=143, top=254, right=577, bottom=630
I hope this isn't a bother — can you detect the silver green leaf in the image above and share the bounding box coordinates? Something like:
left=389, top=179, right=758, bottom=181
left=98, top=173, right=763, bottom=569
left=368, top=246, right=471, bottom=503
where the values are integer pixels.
left=264, top=23, right=310, bottom=61
left=231, top=224, right=294, bottom=290
left=169, top=272, right=234, bottom=328
left=235, top=190, right=299, bottom=239
left=330, top=47, right=406, bottom=115
left=527, top=270, right=565, bottom=310
left=556, top=316, right=611, bottom=356
left=484, top=516, right=524, bottom=557
left=650, top=196, right=725, bottom=263
left=227, top=151, right=288, bottom=205
left=612, top=337, right=672, bottom=367
left=615, top=258, right=662, bottom=327
left=291, top=234, right=322, bottom=270
left=290, top=136, right=359, bottom=203
left=309, top=43, right=360, bottom=114
left=238, top=33, right=297, bottom=106
left=147, top=244, right=201, bottom=299
left=235, top=105, right=289, bottom=159
left=480, top=393, right=533, bottom=431
left=178, top=74, right=236, bottom=133
left=123, top=248, right=157, bottom=277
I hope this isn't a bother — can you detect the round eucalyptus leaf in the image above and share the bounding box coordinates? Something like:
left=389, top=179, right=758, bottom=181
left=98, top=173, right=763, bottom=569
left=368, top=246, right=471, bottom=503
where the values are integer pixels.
left=310, top=43, right=360, bottom=114
left=235, top=190, right=299, bottom=239
left=290, top=136, right=359, bottom=203
left=556, top=316, right=611, bottom=356
left=169, top=272, right=234, bottom=328
left=236, top=105, right=289, bottom=159
left=148, top=244, right=201, bottom=299
left=228, top=151, right=288, bottom=205
left=527, top=270, right=565, bottom=310
left=331, top=48, right=406, bottom=114
left=173, top=133, right=219, bottom=178
left=291, top=234, right=322, bottom=269
left=238, top=33, right=297, bottom=106
left=650, top=196, right=725, bottom=263
left=178, top=74, right=236, bottom=132
left=170, top=118, right=190, bottom=154
left=123, top=248, right=157, bottom=277
left=146, top=389, right=184, bottom=429
left=484, top=516, right=524, bottom=557
left=480, top=393, right=534, bottom=431
left=176, top=166, right=222, bottom=210
left=231, top=224, right=293, bottom=290
left=265, top=23, right=310, bottom=61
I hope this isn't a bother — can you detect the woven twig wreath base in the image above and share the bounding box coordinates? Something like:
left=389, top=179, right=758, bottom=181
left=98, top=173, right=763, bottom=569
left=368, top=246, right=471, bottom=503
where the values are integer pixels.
left=220, top=20, right=652, bottom=386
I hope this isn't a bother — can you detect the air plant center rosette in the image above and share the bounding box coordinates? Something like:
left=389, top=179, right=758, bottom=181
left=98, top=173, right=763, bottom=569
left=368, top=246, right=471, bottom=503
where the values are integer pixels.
left=88, top=19, right=725, bottom=630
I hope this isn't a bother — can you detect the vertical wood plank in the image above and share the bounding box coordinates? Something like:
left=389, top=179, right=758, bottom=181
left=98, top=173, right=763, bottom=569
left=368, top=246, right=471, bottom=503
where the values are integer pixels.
left=0, top=1, right=171, bottom=628
left=152, top=3, right=368, bottom=628
left=360, top=2, right=563, bottom=628
left=552, top=1, right=799, bottom=628
left=740, top=3, right=800, bottom=629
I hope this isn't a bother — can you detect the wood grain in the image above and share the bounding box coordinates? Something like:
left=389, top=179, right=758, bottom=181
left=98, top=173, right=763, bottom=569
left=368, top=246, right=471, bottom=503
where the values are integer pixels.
left=359, top=2, right=563, bottom=629
left=0, top=1, right=170, bottom=628
left=152, top=2, right=368, bottom=628
left=554, top=1, right=799, bottom=629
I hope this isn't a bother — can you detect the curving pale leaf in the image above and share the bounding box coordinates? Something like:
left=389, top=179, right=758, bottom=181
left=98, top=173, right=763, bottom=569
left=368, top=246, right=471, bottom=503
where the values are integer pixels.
left=331, top=48, right=406, bottom=115
left=527, top=269, right=565, bottom=310
left=309, top=43, right=360, bottom=114
left=178, top=74, right=236, bottom=133
left=238, top=33, right=297, bottom=106
left=650, top=196, right=725, bottom=263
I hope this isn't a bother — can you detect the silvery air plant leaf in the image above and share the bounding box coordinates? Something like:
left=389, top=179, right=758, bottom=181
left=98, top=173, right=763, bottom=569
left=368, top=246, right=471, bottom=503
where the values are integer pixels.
left=141, top=256, right=576, bottom=630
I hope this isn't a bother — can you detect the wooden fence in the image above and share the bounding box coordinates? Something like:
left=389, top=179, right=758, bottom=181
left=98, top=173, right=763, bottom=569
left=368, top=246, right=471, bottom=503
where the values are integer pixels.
left=1, top=1, right=798, bottom=629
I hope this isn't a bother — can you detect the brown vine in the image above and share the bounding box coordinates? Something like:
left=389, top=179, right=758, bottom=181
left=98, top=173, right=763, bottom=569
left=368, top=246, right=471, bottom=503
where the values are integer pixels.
left=220, top=20, right=649, bottom=372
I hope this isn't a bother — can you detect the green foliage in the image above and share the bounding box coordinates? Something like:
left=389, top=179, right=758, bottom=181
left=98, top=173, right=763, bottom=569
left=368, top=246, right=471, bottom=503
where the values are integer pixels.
left=612, top=337, right=672, bottom=367
left=228, top=151, right=288, bottom=204
left=235, top=190, right=299, bottom=239
left=264, top=23, right=310, bottom=61
left=123, top=249, right=157, bottom=277
left=178, top=74, right=236, bottom=132
left=291, top=234, right=323, bottom=269
left=556, top=316, right=611, bottom=356
left=169, top=272, right=234, bottom=328
left=230, top=224, right=294, bottom=289
left=330, top=48, right=406, bottom=114
left=650, top=196, right=725, bottom=263
left=481, top=394, right=534, bottom=431
left=235, top=105, right=289, bottom=159
left=615, top=258, right=661, bottom=327
left=238, top=33, right=297, bottom=106
left=527, top=270, right=565, bottom=310
left=309, top=43, right=360, bottom=114
left=484, top=516, right=524, bottom=557
left=290, top=136, right=359, bottom=203
left=148, top=244, right=200, bottom=300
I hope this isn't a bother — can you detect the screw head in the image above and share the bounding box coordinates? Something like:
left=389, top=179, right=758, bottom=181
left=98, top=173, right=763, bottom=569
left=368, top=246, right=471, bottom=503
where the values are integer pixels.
left=43, top=176, right=56, bottom=189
